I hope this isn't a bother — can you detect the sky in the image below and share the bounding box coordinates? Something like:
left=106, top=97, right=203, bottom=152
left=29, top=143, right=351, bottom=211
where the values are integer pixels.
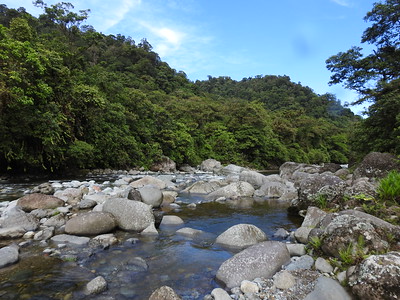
left=2, top=0, right=378, bottom=115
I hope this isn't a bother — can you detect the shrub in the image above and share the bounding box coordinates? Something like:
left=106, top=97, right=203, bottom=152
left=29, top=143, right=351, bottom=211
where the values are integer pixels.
left=377, top=170, right=400, bottom=204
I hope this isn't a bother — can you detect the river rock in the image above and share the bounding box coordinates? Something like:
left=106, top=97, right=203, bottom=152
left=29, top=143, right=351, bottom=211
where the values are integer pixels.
left=182, top=180, right=223, bottom=194
left=254, top=181, right=287, bottom=198
left=314, top=257, right=333, bottom=273
left=285, top=255, right=314, bottom=271
left=0, top=227, right=26, bottom=238
left=286, top=243, right=306, bottom=256
left=273, top=270, right=296, bottom=290
left=0, top=245, right=19, bottom=268
left=206, top=181, right=255, bottom=201
left=65, top=212, right=117, bottom=236
left=150, top=156, right=176, bottom=173
left=215, top=224, right=267, bottom=249
left=160, top=215, right=184, bottom=226
left=221, top=164, right=245, bottom=176
left=141, top=223, right=158, bottom=235
left=239, top=170, right=267, bottom=189
left=240, top=280, right=259, bottom=294
left=211, top=288, right=231, bottom=300
left=102, top=198, right=154, bottom=231
left=304, top=276, right=352, bottom=300
left=349, top=251, right=400, bottom=300
left=352, top=152, right=400, bottom=180
left=90, top=233, right=118, bottom=248
left=30, top=182, right=54, bottom=195
left=216, top=241, right=290, bottom=288
left=149, top=285, right=181, bottom=300
left=138, top=186, right=163, bottom=207
left=199, top=159, right=222, bottom=173
left=0, top=207, right=39, bottom=231
left=130, top=176, right=166, bottom=189
left=162, top=190, right=178, bottom=205
left=86, top=276, right=107, bottom=294
left=17, top=194, right=64, bottom=212
left=54, top=187, right=87, bottom=205
left=82, top=193, right=110, bottom=205
left=51, top=234, right=90, bottom=245
left=43, top=214, right=66, bottom=228
left=34, top=227, right=54, bottom=241
left=176, top=227, right=205, bottom=238
left=78, top=198, right=97, bottom=209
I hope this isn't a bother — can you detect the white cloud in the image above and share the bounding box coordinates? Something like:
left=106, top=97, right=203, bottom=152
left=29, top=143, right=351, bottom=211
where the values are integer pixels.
left=330, top=0, right=351, bottom=7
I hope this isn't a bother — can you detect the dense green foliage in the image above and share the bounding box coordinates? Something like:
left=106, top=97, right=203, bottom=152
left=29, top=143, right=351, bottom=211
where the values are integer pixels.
left=377, top=170, right=400, bottom=204
left=0, top=2, right=358, bottom=173
left=327, top=0, right=400, bottom=157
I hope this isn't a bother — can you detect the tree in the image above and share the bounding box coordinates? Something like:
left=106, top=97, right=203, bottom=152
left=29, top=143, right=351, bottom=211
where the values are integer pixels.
left=326, top=0, right=400, bottom=156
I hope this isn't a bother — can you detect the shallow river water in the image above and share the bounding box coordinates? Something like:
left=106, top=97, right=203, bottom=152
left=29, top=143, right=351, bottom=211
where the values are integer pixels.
left=0, top=175, right=302, bottom=300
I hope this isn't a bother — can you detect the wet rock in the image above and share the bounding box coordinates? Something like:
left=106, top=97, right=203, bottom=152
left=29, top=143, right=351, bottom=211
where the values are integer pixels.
left=65, top=212, right=117, bottom=236
left=162, top=191, right=178, bottom=205
left=51, top=234, right=90, bottom=246
left=130, top=176, right=166, bottom=189
left=349, top=252, right=400, bottom=300
left=17, top=194, right=64, bottom=212
left=199, top=159, right=222, bottom=173
left=138, top=186, right=163, bottom=208
left=239, top=170, right=267, bottom=189
left=352, top=152, right=400, bottom=180
left=176, top=227, right=204, bottom=238
left=149, top=285, right=182, bottom=300
left=216, top=241, right=290, bottom=288
left=215, top=224, right=267, bottom=249
left=304, top=276, right=352, bottom=300
left=273, top=270, right=296, bottom=290
left=34, top=227, right=54, bottom=241
left=90, top=233, right=118, bottom=248
left=211, top=288, right=231, bottom=300
left=0, top=244, right=19, bottom=268
left=103, top=198, right=154, bottom=231
left=160, top=215, right=184, bottom=226
left=206, top=181, right=255, bottom=201
left=1, top=207, right=39, bottom=231
left=182, top=180, right=223, bottom=194
left=141, top=223, right=158, bottom=235
left=285, top=255, right=314, bottom=271
left=86, top=276, right=107, bottom=294
left=273, top=228, right=290, bottom=239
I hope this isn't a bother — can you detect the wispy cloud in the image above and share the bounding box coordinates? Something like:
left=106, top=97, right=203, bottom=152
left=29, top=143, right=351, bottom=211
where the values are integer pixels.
left=330, top=0, right=351, bottom=7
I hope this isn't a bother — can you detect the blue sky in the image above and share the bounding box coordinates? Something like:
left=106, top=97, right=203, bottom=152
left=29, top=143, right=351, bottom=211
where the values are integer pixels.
left=3, top=0, right=377, bottom=114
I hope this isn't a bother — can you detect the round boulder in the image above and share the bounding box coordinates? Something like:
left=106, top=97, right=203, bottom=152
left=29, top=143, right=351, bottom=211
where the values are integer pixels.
left=206, top=181, right=255, bottom=201
left=216, top=224, right=267, bottom=249
left=65, top=212, right=117, bottom=236
left=103, top=198, right=154, bottom=231
left=17, top=194, right=64, bottom=212
left=138, top=186, right=163, bottom=207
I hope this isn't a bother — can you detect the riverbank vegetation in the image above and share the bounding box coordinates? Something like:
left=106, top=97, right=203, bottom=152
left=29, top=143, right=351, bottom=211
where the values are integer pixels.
left=0, top=0, right=398, bottom=174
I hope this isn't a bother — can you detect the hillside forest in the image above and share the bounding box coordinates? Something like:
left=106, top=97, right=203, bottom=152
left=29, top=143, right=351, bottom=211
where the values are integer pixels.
left=0, top=0, right=398, bottom=174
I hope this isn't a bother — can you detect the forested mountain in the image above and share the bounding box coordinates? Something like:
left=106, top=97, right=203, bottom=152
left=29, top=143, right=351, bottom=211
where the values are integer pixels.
left=0, top=2, right=359, bottom=174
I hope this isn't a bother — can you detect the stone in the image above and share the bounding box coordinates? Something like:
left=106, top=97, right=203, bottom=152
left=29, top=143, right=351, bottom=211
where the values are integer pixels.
left=349, top=252, right=400, bottom=300
left=130, top=176, right=167, bottom=189
left=54, top=187, right=87, bottom=205
left=216, top=224, right=267, bottom=249
left=176, top=227, right=204, bottom=238
left=0, top=227, right=25, bottom=238
left=211, top=288, right=232, bottom=300
left=352, top=152, right=400, bottom=180
left=273, top=270, right=296, bottom=290
left=102, top=198, right=154, bottom=231
left=285, top=255, right=314, bottom=271
left=30, top=182, right=54, bottom=195
left=1, top=207, right=39, bottom=231
left=141, top=223, right=159, bottom=235
left=43, top=214, right=66, bottom=228
left=0, top=245, right=19, bottom=268
left=150, top=156, right=176, bottom=173
left=90, top=233, right=118, bottom=248
left=182, top=180, right=223, bottom=194
left=34, top=227, right=54, bottom=241
left=160, top=215, right=184, bottom=226
left=78, top=198, right=97, bottom=209
left=240, top=280, right=259, bottom=294
left=206, top=181, right=255, bottom=201
left=294, top=227, right=313, bottom=244
left=314, top=257, right=333, bottom=273
left=51, top=234, right=90, bottom=246
left=254, top=181, right=288, bottom=198
left=239, top=170, right=267, bottom=189
left=162, top=190, right=178, bottom=205
left=149, top=286, right=181, bottom=300
left=17, top=194, right=64, bottom=212
left=65, top=212, right=117, bottom=236
left=221, top=164, right=245, bottom=175
left=199, top=159, right=222, bottom=172
left=304, top=276, right=352, bottom=300
left=286, top=243, right=306, bottom=256
left=86, top=276, right=107, bottom=294
left=301, top=206, right=327, bottom=228
left=273, top=228, right=290, bottom=239
left=82, top=193, right=110, bottom=205
left=216, top=241, right=290, bottom=288
left=138, top=186, right=163, bottom=207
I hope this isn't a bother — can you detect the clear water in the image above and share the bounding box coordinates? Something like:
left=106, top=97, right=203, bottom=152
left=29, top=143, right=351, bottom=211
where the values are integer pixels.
left=0, top=179, right=301, bottom=300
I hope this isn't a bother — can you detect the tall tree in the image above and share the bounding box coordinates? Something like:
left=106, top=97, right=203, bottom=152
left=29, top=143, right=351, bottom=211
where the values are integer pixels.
left=326, top=0, right=400, bottom=155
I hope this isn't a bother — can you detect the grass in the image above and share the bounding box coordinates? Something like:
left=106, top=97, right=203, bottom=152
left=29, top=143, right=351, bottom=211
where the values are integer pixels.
left=314, top=193, right=328, bottom=209
left=377, top=170, right=400, bottom=203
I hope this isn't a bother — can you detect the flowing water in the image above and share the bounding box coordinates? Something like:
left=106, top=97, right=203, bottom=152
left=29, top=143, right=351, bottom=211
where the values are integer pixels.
left=0, top=175, right=302, bottom=300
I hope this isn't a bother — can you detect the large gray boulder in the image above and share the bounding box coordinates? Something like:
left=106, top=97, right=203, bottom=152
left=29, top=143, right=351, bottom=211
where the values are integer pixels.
left=138, top=186, right=163, bottom=207
left=130, top=176, right=166, bottom=189
left=0, top=207, right=39, bottom=231
left=349, top=252, right=400, bottom=300
left=304, top=276, right=352, bottom=300
left=206, top=181, right=255, bottom=201
left=30, top=182, right=54, bottom=195
left=182, top=180, right=223, bottom=194
left=17, top=194, right=64, bottom=212
left=353, top=152, right=400, bottom=180
left=150, top=156, right=176, bottom=173
left=220, top=164, right=245, bottom=175
left=54, top=187, right=87, bottom=205
left=215, top=224, right=267, bottom=249
left=102, top=198, right=154, bottom=231
left=239, top=170, right=267, bottom=189
left=65, top=212, right=117, bottom=236
left=199, top=159, right=222, bottom=173
left=0, top=245, right=19, bottom=268
left=216, top=241, right=290, bottom=288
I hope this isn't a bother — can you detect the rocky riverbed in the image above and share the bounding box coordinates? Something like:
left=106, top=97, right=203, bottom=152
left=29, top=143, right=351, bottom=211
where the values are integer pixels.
left=1, top=154, right=400, bottom=299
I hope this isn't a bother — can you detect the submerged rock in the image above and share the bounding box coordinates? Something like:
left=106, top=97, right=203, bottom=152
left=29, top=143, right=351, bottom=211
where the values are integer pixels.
left=0, top=245, right=19, bottom=268
left=86, top=276, right=107, bottom=294
left=149, top=285, right=181, bottom=300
